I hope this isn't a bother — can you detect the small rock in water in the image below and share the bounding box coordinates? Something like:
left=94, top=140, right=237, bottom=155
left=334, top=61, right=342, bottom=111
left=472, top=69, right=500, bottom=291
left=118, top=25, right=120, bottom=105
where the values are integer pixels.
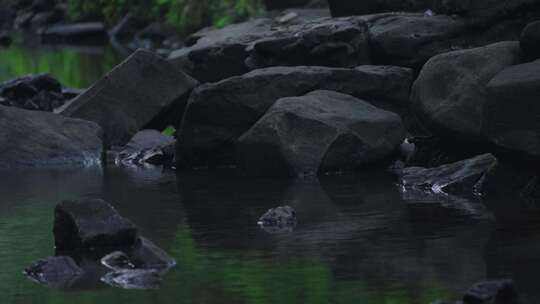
left=101, top=269, right=162, bottom=290
left=24, top=256, right=84, bottom=289
left=463, top=280, right=520, bottom=304
left=101, top=251, right=135, bottom=271
left=258, top=206, right=297, bottom=228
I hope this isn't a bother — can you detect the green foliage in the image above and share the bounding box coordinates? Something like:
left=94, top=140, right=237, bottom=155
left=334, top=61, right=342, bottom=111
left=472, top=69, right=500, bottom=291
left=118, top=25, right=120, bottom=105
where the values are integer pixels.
left=162, top=126, right=176, bottom=136
left=67, top=0, right=264, bottom=34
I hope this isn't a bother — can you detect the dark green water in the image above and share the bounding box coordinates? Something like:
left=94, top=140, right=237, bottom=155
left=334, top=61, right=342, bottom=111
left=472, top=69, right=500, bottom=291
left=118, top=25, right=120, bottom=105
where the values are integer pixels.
left=0, top=40, right=124, bottom=88
left=1, top=165, right=540, bottom=304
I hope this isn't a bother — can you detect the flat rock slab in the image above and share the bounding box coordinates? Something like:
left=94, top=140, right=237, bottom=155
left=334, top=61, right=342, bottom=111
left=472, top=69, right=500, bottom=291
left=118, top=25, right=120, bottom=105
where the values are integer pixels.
left=54, top=199, right=137, bottom=251
left=0, top=105, right=103, bottom=169
left=399, top=153, right=498, bottom=195
left=62, top=49, right=197, bottom=147
left=237, top=90, right=406, bottom=177
left=177, top=65, right=412, bottom=168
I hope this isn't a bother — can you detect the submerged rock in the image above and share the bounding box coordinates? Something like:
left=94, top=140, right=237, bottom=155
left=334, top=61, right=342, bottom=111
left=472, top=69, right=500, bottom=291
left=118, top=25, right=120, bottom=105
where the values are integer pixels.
left=258, top=206, right=297, bottom=227
left=399, top=154, right=498, bottom=195
left=24, top=256, right=84, bottom=289
left=178, top=65, right=413, bottom=168
left=0, top=105, right=103, bottom=169
left=237, top=90, right=405, bottom=177
left=53, top=199, right=137, bottom=251
left=101, top=269, right=161, bottom=290
left=412, top=41, right=521, bottom=139
left=463, top=280, right=521, bottom=304
left=484, top=59, right=540, bottom=157
left=62, top=49, right=197, bottom=147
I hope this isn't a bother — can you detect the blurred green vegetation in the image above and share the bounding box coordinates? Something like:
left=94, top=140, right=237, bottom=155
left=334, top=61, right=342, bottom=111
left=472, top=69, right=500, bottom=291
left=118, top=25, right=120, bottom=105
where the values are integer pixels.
left=67, top=0, right=264, bottom=34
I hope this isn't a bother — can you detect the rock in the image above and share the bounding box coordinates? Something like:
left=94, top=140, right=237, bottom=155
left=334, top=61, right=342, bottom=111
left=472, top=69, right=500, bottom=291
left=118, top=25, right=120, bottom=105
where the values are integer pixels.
left=53, top=199, right=137, bottom=251
left=101, top=269, right=161, bottom=290
left=328, top=0, right=432, bottom=16
left=463, top=280, right=521, bottom=304
left=29, top=9, right=63, bottom=29
left=114, top=130, right=176, bottom=166
left=177, top=65, right=413, bottom=168
left=14, top=11, right=36, bottom=29
left=412, top=41, right=521, bottom=139
left=130, top=237, right=176, bottom=270
left=101, top=251, right=135, bottom=271
left=368, top=13, right=466, bottom=67
left=109, top=14, right=146, bottom=42
left=237, top=90, right=406, bottom=177
left=264, top=0, right=312, bottom=10
left=169, top=17, right=371, bottom=83
left=0, top=74, right=70, bottom=112
left=399, top=153, right=498, bottom=195
left=61, top=49, right=197, bottom=147
left=246, top=17, right=370, bottom=70
left=0, top=105, right=103, bottom=168
left=484, top=59, right=540, bottom=156
left=41, top=22, right=107, bottom=42
left=0, top=31, right=12, bottom=46
left=521, top=20, right=540, bottom=61
left=258, top=206, right=297, bottom=227
left=24, top=256, right=84, bottom=289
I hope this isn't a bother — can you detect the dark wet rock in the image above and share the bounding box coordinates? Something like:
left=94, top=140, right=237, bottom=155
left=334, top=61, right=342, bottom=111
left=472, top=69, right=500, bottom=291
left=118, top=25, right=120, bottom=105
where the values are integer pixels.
left=109, top=14, right=146, bottom=42
left=0, top=105, right=103, bottom=168
left=412, top=41, right=521, bottom=140
left=101, top=251, right=135, bottom=271
left=264, top=0, right=312, bottom=10
left=30, top=9, right=63, bottom=29
left=41, top=22, right=107, bottom=42
left=62, top=49, right=197, bottom=147
left=246, top=17, right=370, bottom=70
left=463, top=280, right=521, bottom=304
left=24, top=256, right=84, bottom=289
left=399, top=153, right=498, bottom=195
left=521, top=20, right=540, bottom=61
left=484, top=59, right=540, bottom=157
left=53, top=199, right=137, bottom=251
left=237, top=90, right=406, bottom=177
left=101, top=269, right=161, bottom=290
left=14, top=11, right=36, bottom=29
left=136, top=22, right=178, bottom=45
left=130, top=237, right=176, bottom=270
left=258, top=206, right=297, bottom=227
left=328, top=0, right=431, bottom=16
left=0, top=31, right=12, bottom=46
left=169, top=17, right=370, bottom=83
left=368, top=13, right=466, bottom=68
left=114, top=130, right=176, bottom=166
left=177, top=65, right=413, bottom=168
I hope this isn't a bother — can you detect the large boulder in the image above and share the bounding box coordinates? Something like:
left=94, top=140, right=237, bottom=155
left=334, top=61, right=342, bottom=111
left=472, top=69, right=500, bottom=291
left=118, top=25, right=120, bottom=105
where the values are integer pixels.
left=237, top=90, right=406, bottom=177
left=521, top=20, right=540, bottom=61
left=168, top=17, right=370, bottom=83
left=412, top=41, right=521, bottom=140
left=24, top=256, right=85, bottom=289
left=61, top=49, right=197, bottom=147
left=177, top=65, right=413, bottom=168
left=484, top=59, right=540, bottom=156
left=0, top=105, right=103, bottom=169
left=399, top=153, right=498, bottom=195
left=53, top=199, right=137, bottom=251
left=368, top=13, right=466, bottom=67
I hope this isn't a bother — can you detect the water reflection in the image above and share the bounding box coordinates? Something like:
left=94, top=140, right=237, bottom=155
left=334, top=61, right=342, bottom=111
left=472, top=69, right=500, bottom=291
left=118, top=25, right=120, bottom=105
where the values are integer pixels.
left=0, top=167, right=538, bottom=304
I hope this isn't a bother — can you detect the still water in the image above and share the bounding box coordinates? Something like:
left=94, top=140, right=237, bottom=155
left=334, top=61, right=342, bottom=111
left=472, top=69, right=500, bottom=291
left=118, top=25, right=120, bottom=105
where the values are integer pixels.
left=0, top=165, right=539, bottom=304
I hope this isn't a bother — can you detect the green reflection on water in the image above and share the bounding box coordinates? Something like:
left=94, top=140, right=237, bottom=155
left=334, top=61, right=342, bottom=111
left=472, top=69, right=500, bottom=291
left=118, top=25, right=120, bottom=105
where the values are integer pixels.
left=0, top=42, right=124, bottom=89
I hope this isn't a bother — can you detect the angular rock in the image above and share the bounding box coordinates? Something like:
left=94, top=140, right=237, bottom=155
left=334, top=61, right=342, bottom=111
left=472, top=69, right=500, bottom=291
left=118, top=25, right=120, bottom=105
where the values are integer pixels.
left=399, top=153, right=498, bottom=195
left=101, top=251, right=135, bottom=271
left=521, top=20, right=540, bottom=61
left=258, top=206, right=297, bottom=227
left=101, top=269, right=161, bottom=290
left=41, top=22, right=106, bottom=42
left=0, top=105, right=103, bottom=168
left=24, top=256, right=84, bottom=289
left=54, top=199, right=137, bottom=251
left=463, top=280, right=521, bottom=304
left=412, top=41, right=521, bottom=139
left=368, top=13, right=466, bottom=67
left=109, top=14, right=146, bottom=42
left=130, top=237, right=176, bottom=270
left=484, top=59, right=540, bottom=156
left=246, top=17, right=370, bottom=70
left=237, top=90, right=406, bottom=177
left=177, top=65, right=413, bottom=168
left=62, top=49, right=197, bottom=147
left=113, top=130, right=176, bottom=166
